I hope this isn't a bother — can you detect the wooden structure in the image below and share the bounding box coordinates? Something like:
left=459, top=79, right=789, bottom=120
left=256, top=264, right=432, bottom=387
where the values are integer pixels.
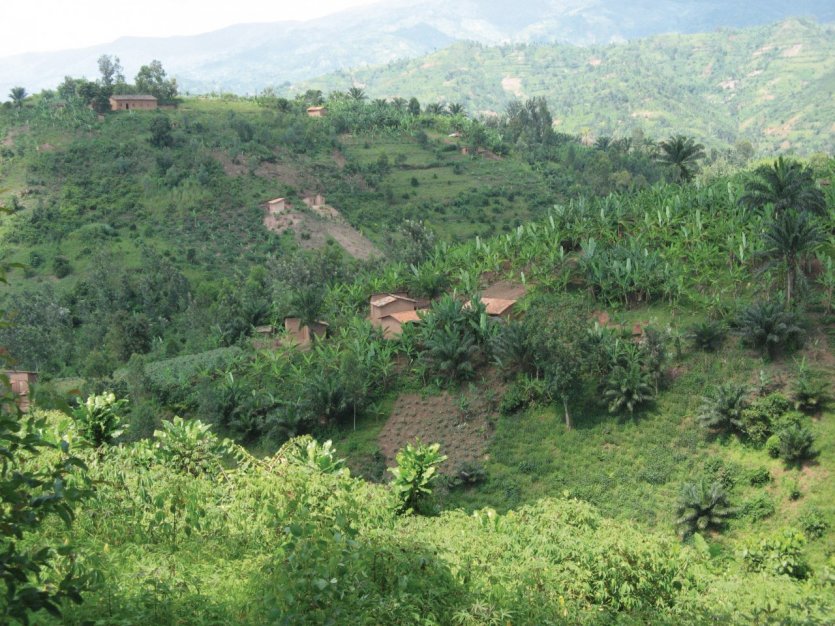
left=109, top=95, right=158, bottom=111
left=369, top=293, right=420, bottom=326
left=284, top=318, right=328, bottom=347
left=306, top=106, right=327, bottom=118
left=5, top=371, right=37, bottom=412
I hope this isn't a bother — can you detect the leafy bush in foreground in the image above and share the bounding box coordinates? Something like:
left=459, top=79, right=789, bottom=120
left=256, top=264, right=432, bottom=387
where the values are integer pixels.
left=389, top=441, right=447, bottom=515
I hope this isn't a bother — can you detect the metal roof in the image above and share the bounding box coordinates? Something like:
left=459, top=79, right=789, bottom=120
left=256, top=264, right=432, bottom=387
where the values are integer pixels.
left=110, top=94, right=157, bottom=101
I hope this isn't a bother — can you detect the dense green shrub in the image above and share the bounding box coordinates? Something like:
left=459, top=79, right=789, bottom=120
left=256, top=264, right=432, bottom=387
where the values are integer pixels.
left=738, top=301, right=804, bottom=359
left=52, top=255, right=72, bottom=278
left=777, top=423, right=817, bottom=466
left=738, top=393, right=791, bottom=444
left=741, top=529, right=810, bottom=580
left=389, top=441, right=447, bottom=515
left=697, top=382, right=749, bottom=432
left=799, top=509, right=830, bottom=540
left=500, top=375, right=547, bottom=415
left=687, top=319, right=727, bottom=352
left=748, top=466, right=772, bottom=486
left=740, top=493, right=776, bottom=522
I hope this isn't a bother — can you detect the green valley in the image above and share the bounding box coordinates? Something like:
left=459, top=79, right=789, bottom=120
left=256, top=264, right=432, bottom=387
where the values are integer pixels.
left=1, top=47, right=834, bottom=624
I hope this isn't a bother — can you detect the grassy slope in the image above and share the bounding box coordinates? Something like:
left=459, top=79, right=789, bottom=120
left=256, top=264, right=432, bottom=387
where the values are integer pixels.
left=331, top=306, right=835, bottom=572
left=296, top=18, right=835, bottom=154
left=0, top=100, right=556, bottom=293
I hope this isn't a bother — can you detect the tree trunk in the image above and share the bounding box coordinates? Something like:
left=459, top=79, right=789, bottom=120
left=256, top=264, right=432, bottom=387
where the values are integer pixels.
left=786, top=265, right=794, bottom=307
left=563, top=397, right=572, bottom=430
left=353, top=404, right=357, bottom=432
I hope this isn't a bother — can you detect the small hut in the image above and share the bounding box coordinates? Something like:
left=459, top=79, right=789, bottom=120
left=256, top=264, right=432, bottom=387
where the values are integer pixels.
left=369, top=293, right=419, bottom=326
left=284, top=318, right=328, bottom=347
left=379, top=310, right=422, bottom=338
left=109, top=95, right=158, bottom=111
left=5, top=370, right=37, bottom=412
left=267, top=198, right=287, bottom=215
left=306, top=106, right=327, bottom=118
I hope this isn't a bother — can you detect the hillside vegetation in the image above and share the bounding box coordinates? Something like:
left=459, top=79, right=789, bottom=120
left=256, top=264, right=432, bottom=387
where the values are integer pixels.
left=296, top=18, right=835, bottom=154
left=1, top=80, right=834, bottom=624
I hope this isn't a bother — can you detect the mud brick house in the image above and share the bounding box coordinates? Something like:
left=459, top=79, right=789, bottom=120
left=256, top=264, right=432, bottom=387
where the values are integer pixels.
left=284, top=318, right=328, bottom=347
left=378, top=310, right=422, bottom=337
left=4, top=370, right=37, bottom=412
left=109, top=95, right=158, bottom=111
left=267, top=198, right=287, bottom=215
left=369, top=293, right=420, bottom=325
left=306, top=106, right=327, bottom=118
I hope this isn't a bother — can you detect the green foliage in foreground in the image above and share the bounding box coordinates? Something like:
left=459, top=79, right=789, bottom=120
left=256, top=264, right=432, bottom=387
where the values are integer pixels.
left=17, top=413, right=835, bottom=624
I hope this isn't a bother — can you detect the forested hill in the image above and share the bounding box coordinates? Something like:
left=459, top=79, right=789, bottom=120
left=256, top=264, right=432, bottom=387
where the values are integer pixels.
left=2, top=1, right=834, bottom=97
left=292, top=18, right=835, bottom=154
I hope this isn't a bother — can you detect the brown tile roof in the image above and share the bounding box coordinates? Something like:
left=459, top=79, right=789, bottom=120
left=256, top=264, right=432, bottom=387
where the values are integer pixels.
left=465, top=297, right=516, bottom=316
left=371, top=293, right=417, bottom=307
left=386, top=310, right=422, bottom=323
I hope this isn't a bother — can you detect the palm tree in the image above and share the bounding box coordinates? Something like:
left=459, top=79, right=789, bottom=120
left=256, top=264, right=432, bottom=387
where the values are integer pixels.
left=697, top=383, right=749, bottom=432
left=347, top=86, right=367, bottom=102
left=448, top=102, right=464, bottom=115
left=675, top=480, right=734, bottom=538
left=424, top=102, right=446, bottom=116
left=656, top=135, right=705, bottom=182
left=391, top=97, right=407, bottom=111
left=739, top=157, right=825, bottom=216
left=760, top=209, right=825, bottom=305
left=289, top=287, right=325, bottom=331
left=8, top=86, right=26, bottom=109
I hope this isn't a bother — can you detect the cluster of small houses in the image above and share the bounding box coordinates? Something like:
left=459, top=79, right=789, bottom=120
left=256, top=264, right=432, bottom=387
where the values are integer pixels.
left=107, top=97, right=326, bottom=117
left=256, top=291, right=520, bottom=350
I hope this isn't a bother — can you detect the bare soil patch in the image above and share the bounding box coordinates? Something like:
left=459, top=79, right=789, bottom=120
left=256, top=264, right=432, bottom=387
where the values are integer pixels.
left=501, top=76, right=524, bottom=98
left=782, top=43, right=803, bottom=57
left=483, top=280, right=526, bottom=300
left=262, top=204, right=379, bottom=260
left=378, top=379, right=503, bottom=474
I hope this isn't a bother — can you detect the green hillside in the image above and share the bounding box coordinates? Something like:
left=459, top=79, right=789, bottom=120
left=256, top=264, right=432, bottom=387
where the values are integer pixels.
left=294, top=18, right=835, bottom=154
left=1, top=82, right=835, bottom=624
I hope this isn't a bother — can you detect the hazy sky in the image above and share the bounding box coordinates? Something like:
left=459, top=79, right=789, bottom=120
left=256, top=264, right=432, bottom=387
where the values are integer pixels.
left=3, top=0, right=382, bottom=57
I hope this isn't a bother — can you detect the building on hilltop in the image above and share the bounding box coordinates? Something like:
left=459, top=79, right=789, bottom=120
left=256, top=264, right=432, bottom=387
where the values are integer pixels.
left=109, top=95, right=158, bottom=111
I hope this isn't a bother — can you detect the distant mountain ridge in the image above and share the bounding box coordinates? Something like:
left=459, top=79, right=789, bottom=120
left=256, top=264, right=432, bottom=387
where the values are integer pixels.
left=1, top=0, right=834, bottom=96
left=294, top=18, right=835, bottom=154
